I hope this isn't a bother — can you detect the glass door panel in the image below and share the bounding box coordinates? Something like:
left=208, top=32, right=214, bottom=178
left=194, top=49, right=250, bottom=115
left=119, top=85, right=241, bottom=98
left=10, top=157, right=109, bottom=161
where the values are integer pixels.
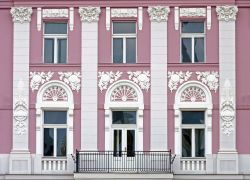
left=126, top=130, right=135, bottom=157
left=113, top=129, right=122, bottom=157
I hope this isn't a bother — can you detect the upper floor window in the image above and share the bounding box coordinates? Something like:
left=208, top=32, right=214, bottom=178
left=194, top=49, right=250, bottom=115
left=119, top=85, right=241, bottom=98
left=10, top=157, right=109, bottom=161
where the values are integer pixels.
left=112, top=22, right=136, bottom=64
left=44, top=23, right=67, bottom=64
left=181, top=22, right=205, bottom=63
left=43, top=111, right=67, bottom=157
left=181, top=111, right=205, bottom=158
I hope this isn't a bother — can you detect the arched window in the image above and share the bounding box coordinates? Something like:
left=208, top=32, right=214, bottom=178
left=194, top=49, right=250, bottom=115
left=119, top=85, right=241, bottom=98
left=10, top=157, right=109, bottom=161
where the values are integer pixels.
left=36, top=81, right=74, bottom=172
left=104, top=80, right=144, bottom=152
left=174, top=81, right=212, bottom=172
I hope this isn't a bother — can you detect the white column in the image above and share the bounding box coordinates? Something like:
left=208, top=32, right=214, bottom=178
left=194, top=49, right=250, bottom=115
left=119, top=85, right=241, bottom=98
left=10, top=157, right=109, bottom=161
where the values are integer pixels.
left=79, top=7, right=100, bottom=150
left=148, top=6, right=170, bottom=150
left=216, top=5, right=238, bottom=174
left=9, top=7, right=32, bottom=174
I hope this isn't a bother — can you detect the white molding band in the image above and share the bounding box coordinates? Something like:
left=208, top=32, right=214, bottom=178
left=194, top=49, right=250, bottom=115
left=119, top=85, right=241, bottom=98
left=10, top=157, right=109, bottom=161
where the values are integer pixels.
left=106, top=7, right=110, bottom=31
left=174, top=7, right=179, bottom=30
left=37, top=8, right=41, bottom=31
left=79, top=7, right=100, bottom=150
left=111, top=8, right=137, bottom=18
left=207, top=6, right=212, bottom=30
left=42, top=8, right=68, bottom=18
left=148, top=6, right=169, bottom=150
left=138, top=7, right=143, bottom=30
left=179, top=8, right=206, bottom=17
left=69, top=7, right=74, bottom=31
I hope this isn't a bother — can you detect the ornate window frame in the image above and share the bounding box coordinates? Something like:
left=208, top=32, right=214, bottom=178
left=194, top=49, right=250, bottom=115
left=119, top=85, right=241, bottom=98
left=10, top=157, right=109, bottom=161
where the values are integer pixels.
left=104, top=80, right=144, bottom=151
left=35, top=80, right=74, bottom=171
left=174, top=81, right=212, bottom=171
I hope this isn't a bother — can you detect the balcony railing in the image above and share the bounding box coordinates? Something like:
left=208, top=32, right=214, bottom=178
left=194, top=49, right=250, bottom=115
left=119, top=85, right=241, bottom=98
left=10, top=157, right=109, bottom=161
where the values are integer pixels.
left=75, top=150, right=173, bottom=173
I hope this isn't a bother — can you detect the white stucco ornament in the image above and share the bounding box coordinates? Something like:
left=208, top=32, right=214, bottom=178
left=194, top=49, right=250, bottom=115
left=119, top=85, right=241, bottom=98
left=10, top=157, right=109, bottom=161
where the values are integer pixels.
left=196, top=71, right=219, bottom=92
left=147, top=6, right=170, bottom=22
left=10, top=7, right=33, bottom=23
left=111, top=85, right=138, bottom=102
left=79, top=7, right=101, bottom=22
left=180, top=86, right=206, bottom=102
left=180, top=8, right=206, bottom=17
left=221, top=79, right=235, bottom=136
left=168, top=71, right=192, bottom=92
left=30, top=72, right=54, bottom=92
left=58, top=72, right=81, bottom=92
left=14, top=79, right=28, bottom=135
left=42, top=9, right=68, bottom=18
left=111, top=8, right=137, bottom=18
left=98, top=71, right=122, bottom=92
left=43, top=85, right=68, bottom=102
left=127, top=71, right=150, bottom=91
left=216, top=5, right=238, bottom=22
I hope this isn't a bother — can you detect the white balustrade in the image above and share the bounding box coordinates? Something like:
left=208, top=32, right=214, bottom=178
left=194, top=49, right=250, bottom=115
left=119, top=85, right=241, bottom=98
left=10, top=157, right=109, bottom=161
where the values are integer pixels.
left=181, top=158, right=206, bottom=171
left=42, top=158, right=67, bottom=172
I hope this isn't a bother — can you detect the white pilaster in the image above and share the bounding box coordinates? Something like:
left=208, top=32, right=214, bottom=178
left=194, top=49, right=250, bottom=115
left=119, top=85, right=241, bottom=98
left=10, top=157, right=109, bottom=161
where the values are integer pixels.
left=9, top=7, right=32, bottom=174
left=216, top=5, right=238, bottom=174
left=79, top=7, right=100, bottom=150
left=148, top=6, right=170, bottom=150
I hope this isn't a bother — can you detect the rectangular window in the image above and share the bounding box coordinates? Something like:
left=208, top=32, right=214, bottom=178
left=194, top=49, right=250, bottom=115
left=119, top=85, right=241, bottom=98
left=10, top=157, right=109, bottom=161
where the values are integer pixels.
left=43, top=111, right=67, bottom=157
left=44, top=22, right=67, bottom=64
left=181, top=111, right=205, bottom=158
left=112, top=111, right=136, bottom=124
left=112, top=22, right=136, bottom=63
left=181, top=22, right=205, bottom=63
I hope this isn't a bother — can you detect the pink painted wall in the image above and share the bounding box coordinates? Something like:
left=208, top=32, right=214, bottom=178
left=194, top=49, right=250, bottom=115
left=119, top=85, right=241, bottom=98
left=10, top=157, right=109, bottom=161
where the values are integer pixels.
left=236, top=8, right=250, bottom=154
left=0, top=9, right=13, bottom=154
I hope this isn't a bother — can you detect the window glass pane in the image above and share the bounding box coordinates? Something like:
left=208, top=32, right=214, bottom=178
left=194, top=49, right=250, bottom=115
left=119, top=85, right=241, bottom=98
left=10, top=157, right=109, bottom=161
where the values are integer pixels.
left=113, top=38, right=123, bottom=63
left=45, top=23, right=67, bottom=34
left=113, top=22, right=136, bottom=34
left=44, top=38, right=54, bottom=63
left=57, top=128, right=67, bottom=156
left=182, top=129, right=192, bottom=157
left=182, top=111, right=205, bottom=124
left=112, top=111, right=136, bottom=124
left=181, top=38, right=192, bottom=63
left=194, top=38, right=204, bottom=63
left=57, top=39, right=67, bottom=63
left=44, top=128, right=54, bottom=156
left=44, top=111, right=67, bottom=124
left=126, top=38, right=136, bottom=63
left=127, top=130, right=135, bottom=157
left=182, top=22, right=204, bottom=33
left=195, top=129, right=205, bottom=157
left=113, top=130, right=122, bottom=157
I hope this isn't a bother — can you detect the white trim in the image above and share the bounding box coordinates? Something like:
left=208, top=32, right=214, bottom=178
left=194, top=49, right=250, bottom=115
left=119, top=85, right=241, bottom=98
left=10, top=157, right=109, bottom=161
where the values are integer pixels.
left=106, top=7, right=110, bottom=30
left=207, top=6, right=212, bottom=30
left=37, top=8, right=42, bottom=31
left=175, top=7, right=179, bottom=30
left=138, top=7, right=143, bottom=30
left=104, top=80, right=144, bottom=151
left=69, top=8, right=74, bottom=31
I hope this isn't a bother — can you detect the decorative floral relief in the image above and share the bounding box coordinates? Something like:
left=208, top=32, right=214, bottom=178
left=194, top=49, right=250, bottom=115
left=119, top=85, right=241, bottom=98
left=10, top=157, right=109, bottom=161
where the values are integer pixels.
left=14, top=79, right=28, bottom=135
left=42, top=9, right=68, bottom=18
left=127, top=71, right=150, bottom=91
left=58, top=72, right=81, bottom=92
left=111, top=85, right=138, bottom=102
left=43, top=85, right=68, bottom=102
left=147, top=6, right=170, bottom=22
left=79, top=7, right=101, bottom=22
left=196, top=71, right=219, bottom=92
left=10, top=7, right=33, bottom=23
left=180, top=86, right=206, bottom=102
left=216, top=5, right=238, bottom=22
left=221, top=79, right=235, bottom=136
left=111, top=8, right=137, bottom=18
left=98, top=71, right=122, bottom=92
left=30, top=72, right=54, bottom=92
left=167, top=71, right=192, bottom=92
left=180, top=8, right=206, bottom=17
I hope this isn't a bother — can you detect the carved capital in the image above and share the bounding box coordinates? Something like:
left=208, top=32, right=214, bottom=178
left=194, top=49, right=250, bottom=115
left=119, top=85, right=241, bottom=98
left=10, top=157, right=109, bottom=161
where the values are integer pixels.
left=147, top=6, right=170, bottom=22
left=79, top=7, right=101, bottom=22
left=10, top=7, right=32, bottom=23
left=216, top=5, right=238, bottom=22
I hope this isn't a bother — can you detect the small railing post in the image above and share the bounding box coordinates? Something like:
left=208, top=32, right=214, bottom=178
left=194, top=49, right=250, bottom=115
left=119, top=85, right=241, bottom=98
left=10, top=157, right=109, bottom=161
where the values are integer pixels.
left=76, top=149, right=79, bottom=173
left=169, top=149, right=172, bottom=173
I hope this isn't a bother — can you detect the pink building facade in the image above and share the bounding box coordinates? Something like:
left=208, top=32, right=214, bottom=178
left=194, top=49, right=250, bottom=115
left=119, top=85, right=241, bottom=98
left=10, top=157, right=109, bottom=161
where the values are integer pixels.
left=0, top=0, right=250, bottom=179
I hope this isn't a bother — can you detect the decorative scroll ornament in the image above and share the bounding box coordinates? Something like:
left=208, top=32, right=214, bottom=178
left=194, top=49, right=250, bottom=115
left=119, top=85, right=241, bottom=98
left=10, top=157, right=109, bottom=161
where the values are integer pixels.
left=127, top=71, right=150, bottom=91
left=111, top=85, right=138, bottom=102
left=180, top=86, right=206, bottom=102
left=42, top=9, right=68, bottom=18
left=147, top=6, right=170, bottom=22
left=216, top=5, right=238, bottom=22
left=43, top=85, right=68, bottom=101
left=10, top=7, right=33, bottom=23
left=14, top=79, right=28, bottom=135
left=180, top=8, right=206, bottom=17
left=98, top=71, right=122, bottom=92
left=221, top=79, right=235, bottom=135
left=79, top=7, right=101, bottom=22
left=111, top=8, right=137, bottom=18
left=196, top=71, right=219, bottom=92
left=30, top=72, right=54, bottom=92
left=168, top=71, right=192, bottom=92
left=58, top=72, right=81, bottom=92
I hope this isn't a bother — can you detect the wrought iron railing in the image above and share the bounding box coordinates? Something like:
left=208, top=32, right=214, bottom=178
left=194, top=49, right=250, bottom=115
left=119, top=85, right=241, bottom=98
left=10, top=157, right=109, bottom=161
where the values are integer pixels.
left=74, top=150, right=173, bottom=173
